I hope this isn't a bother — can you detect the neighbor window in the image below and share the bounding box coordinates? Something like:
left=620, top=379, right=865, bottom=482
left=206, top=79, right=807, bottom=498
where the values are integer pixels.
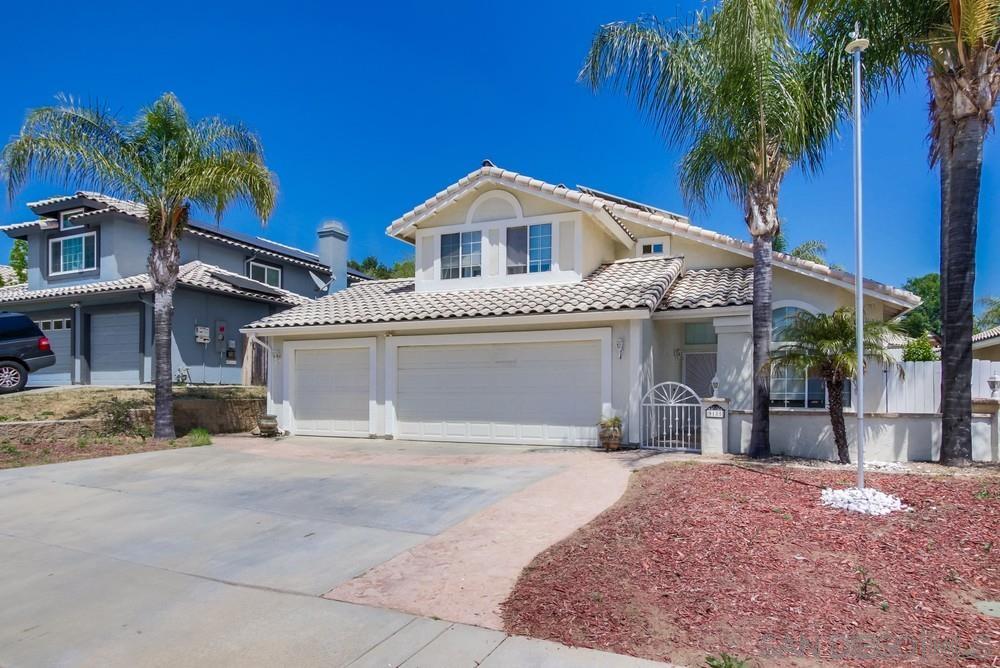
left=59, top=208, right=85, bottom=231
left=770, top=367, right=851, bottom=409
left=441, top=231, right=481, bottom=279
left=249, top=261, right=282, bottom=287
left=49, top=232, right=96, bottom=275
left=506, top=223, right=552, bottom=274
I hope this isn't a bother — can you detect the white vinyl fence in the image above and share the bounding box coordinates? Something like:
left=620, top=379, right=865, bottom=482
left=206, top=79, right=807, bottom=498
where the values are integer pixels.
left=869, top=360, right=1000, bottom=414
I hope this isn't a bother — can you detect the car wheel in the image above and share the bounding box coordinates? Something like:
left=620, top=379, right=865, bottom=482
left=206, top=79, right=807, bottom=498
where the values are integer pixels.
left=0, top=361, right=27, bottom=394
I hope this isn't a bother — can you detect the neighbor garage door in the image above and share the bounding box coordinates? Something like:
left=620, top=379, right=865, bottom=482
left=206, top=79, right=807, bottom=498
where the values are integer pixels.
left=89, top=310, right=141, bottom=385
left=29, top=314, right=73, bottom=386
left=288, top=341, right=373, bottom=436
left=394, top=334, right=605, bottom=446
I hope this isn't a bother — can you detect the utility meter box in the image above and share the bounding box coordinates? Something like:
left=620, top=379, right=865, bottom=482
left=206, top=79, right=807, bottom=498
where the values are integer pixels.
left=195, top=325, right=210, bottom=344
left=225, top=339, right=238, bottom=365
left=215, top=321, right=228, bottom=353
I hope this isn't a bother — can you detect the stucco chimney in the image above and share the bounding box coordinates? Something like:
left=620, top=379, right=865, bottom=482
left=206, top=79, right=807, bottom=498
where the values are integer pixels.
left=318, top=220, right=348, bottom=294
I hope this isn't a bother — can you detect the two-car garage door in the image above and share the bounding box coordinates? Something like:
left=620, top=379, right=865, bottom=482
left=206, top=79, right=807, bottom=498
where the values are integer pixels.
left=285, top=330, right=608, bottom=446
left=395, top=339, right=602, bottom=445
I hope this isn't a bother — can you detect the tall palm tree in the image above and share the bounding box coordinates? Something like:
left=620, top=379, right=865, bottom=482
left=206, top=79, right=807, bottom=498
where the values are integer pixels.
left=581, top=0, right=842, bottom=457
left=767, top=308, right=900, bottom=463
left=1, top=93, right=278, bottom=438
left=791, top=2, right=999, bottom=466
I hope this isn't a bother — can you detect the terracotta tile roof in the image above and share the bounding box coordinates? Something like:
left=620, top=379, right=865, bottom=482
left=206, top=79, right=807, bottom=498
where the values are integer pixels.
left=659, top=267, right=754, bottom=310
left=246, top=256, right=684, bottom=329
left=973, top=326, right=1000, bottom=344
left=0, top=266, right=18, bottom=286
left=0, top=261, right=309, bottom=307
left=388, top=163, right=919, bottom=309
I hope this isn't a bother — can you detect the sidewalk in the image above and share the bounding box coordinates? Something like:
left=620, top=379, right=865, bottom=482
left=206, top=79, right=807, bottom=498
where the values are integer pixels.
left=346, top=615, right=677, bottom=667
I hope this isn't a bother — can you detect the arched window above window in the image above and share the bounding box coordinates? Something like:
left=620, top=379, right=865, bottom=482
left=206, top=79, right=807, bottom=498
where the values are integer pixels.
left=772, top=306, right=808, bottom=342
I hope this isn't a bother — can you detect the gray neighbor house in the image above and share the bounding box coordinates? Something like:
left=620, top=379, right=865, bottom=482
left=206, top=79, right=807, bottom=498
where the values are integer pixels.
left=0, top=192, right=361, bottom=386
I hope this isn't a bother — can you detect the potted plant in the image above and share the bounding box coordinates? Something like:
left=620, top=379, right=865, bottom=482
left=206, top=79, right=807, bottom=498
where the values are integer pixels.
left=598, top=416, right=622, bottom=451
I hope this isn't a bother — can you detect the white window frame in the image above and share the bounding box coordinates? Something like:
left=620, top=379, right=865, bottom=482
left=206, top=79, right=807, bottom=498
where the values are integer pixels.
left=48, top=231, right=97, bottom=276
left=505, top=222, right=553, bottom=276
left=59, top=208, right=86, bottom=231
left=414, top=211, right=581, bottom=292
left=248, top=260, right=282, bottom=287
left=440, top=230, right=482, bottom=280
left=636, top=236, right=671, bottom=258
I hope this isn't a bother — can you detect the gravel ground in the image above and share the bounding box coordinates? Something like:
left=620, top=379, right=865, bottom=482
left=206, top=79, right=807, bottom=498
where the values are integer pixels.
left=502, top=461, right=1000, bottom=667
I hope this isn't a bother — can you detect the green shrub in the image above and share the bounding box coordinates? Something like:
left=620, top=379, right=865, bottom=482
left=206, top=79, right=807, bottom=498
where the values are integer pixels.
left=705, top=654, right=749, bottom=668
left=902, top=337, right=937, bottom=362
left=99, top=398, right=147, bottom=437
left=187, top=428, right=212, bottom=446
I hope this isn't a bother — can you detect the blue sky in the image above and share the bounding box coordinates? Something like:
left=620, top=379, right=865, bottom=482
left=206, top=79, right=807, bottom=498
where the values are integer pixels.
left=0, top=0, right=996, bottom=300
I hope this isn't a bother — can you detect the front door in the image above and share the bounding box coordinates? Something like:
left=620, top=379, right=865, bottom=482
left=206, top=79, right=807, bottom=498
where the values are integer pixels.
left=683, top=351, right=717, bottom=397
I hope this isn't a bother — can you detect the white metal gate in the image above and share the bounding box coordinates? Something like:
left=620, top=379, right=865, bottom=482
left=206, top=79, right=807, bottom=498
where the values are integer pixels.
left=639, top=382, right=702, bottom=451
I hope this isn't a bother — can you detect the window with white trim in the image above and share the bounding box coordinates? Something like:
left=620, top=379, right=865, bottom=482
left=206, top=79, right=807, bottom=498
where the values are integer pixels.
left=59, top=208, right=85, bottom=230
left=506, top=223, right=552, bottom=274
left=641, top=242, right=664, bottom=255
left=49, top=232, right=96, bottom=275
left=769, top=306, right=851, bottom=408
left=249, top=261, right=282, bottom=287
left=441, top=231, right=481, bottom=279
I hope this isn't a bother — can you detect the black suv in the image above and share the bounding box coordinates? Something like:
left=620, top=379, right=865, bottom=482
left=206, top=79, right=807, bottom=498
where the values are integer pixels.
left=0, top=312, right=55, bottom=393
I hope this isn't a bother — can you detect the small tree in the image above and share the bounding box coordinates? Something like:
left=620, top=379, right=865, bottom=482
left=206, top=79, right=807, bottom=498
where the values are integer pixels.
left=8, top=239, right=27, bottom=284
left=902, top=336, right=938, bottom=362
left=766, top=308, right=901, bottom=464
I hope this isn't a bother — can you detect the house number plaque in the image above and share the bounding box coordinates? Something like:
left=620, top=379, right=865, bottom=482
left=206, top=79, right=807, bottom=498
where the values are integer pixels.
left=705, top=404, right=725, bottom=419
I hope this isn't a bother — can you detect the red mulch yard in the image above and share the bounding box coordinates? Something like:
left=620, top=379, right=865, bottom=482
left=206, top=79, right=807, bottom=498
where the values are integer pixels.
left=502, top=462, right=1000, bottom=667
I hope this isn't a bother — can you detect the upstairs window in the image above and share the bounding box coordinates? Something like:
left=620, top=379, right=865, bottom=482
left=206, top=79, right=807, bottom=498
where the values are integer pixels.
left=49, top=232, right=96, bottom=275
left=59, top=208, right=85, bottom=231
left=641, top=242, right=664, bottom=255
left=506, top=223, right=552, bottom=274
left=249, top=261, right=282, bottom=287
left=441, top=231, right=481, bottom=279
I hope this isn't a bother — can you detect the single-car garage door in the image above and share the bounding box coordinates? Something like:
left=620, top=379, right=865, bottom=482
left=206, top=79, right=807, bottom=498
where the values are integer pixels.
left=89, top=310, right=141, bottom=385
left=288, top=341, right=373, bottom=436
left=29, top=314, right=73, bottom=386
left=394, top=336, right=604, bottom=446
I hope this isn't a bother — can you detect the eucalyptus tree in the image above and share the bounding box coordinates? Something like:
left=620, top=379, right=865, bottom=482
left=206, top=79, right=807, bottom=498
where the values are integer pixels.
left=581, top=0, right=842, bottom=457
left=0, top=93, right=278, bottom=438
left=767, top=308, right=900, bottom=463
left=792, top=0, right=1000, bottom=466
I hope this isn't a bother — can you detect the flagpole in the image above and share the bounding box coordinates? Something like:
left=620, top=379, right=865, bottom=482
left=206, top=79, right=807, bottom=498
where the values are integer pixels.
left=846, top=24, right=869, bottom=490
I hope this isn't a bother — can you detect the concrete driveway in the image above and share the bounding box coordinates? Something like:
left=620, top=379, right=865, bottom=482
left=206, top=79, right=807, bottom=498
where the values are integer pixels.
left=0, top=436, right=672, bottom=667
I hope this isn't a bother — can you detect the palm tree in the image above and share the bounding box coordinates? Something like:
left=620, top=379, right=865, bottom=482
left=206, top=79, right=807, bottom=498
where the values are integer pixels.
left=581, top=0, right=842, bottom=458
left=767, top=308, right=900, bottom=463
left=790, top=1, right=1000, bottom=466
left=0, top=93, right=278, bottom=438
left=774, top=230, right=830, bottom=265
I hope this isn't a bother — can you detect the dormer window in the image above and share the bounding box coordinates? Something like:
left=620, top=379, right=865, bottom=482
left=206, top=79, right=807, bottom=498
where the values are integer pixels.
left=637, top=236, right=670, bottom=257
left=441, top=231, right=481, bottom=279
left=59, top=208, right=85, bottom=231
left=249, top=260, right=282, bottom=287
left=642, top=243, right=663, bottom=255
left=506, top=223, right=552, bottom=274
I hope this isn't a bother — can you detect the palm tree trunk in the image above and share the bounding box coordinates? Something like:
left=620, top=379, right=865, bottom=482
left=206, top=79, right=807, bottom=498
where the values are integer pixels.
left=938, top=113, right=984, bottom=467
left=749, top=233, right=773, bottom=458
left=826, top=378, right=849, bottom=464
left=149, top=239, right=179, bottom=440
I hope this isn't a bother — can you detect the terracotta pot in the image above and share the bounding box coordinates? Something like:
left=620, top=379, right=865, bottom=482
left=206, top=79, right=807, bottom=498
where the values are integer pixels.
left=257, top=414, right=279, bottom=438
left=600, top=427, right=621, bottom=451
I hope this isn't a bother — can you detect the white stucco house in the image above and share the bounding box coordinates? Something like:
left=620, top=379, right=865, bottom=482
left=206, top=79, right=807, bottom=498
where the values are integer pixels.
left=240, top=162, right=982, bottom=460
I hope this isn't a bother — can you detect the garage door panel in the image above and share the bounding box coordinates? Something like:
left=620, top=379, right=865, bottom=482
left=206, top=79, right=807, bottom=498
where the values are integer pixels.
left=29, top=314, right=73, bottom=386
left=396, top=339, right=602, bottom=446
left=90, top=311, right=140, bottom=385
left=291, top=346, right=370, bottom=436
